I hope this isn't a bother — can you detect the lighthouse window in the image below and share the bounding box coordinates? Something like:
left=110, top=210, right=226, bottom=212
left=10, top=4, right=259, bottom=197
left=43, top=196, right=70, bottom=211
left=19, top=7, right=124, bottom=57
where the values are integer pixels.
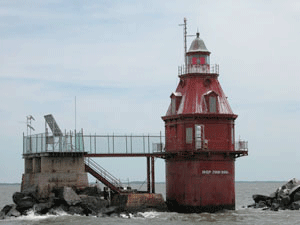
left=186, top=128, right=193, bottom=144
left=209, top=96, right=217, bottom=113
left=195, top=125, right=204, bottom=150
left=171, top=98, right=176, bottom=114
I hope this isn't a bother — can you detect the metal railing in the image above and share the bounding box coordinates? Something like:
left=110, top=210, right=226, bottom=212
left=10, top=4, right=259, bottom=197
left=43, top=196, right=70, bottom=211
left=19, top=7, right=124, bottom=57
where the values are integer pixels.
left=178, top=64, right=219, bottom=76
left=23, top=131, right=85, bottom=154
left=83, top=133, right=165, bottom=154
left=23, top=132, right=165, bottom=155
left=235, top=140, right=248, bottom=151
left=85, top=158, right=123, bottom=189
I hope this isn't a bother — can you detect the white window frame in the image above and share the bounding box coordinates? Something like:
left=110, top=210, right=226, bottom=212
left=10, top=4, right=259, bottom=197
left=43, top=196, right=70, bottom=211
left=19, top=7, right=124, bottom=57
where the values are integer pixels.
left=195, top=124, right=204, bottom=150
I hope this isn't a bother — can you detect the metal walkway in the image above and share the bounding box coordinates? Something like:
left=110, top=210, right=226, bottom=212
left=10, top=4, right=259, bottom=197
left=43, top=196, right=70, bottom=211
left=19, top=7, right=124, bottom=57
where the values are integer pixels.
left=84, top=158, right=124, bottom=193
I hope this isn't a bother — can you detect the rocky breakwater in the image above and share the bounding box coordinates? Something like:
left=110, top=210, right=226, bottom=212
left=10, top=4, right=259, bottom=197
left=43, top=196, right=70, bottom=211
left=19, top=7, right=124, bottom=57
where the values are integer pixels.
left=0, top=186, right=118, bottom=219
left=248, top=178, right=300, bottom=211
left=0, top=186, right=168, bottom=219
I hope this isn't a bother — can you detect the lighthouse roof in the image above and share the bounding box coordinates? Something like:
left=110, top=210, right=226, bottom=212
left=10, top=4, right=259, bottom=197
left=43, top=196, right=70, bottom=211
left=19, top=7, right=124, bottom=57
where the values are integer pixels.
left=188, top=32, right=210, bottom=53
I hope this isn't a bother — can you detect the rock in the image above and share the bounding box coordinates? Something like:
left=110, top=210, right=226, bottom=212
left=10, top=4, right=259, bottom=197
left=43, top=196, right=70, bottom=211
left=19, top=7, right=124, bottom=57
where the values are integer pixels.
left=68, top=206, right=84, bottom=215
left=247, top=203, right=256, bottom=208
left=0, top=211, right=5, bottom=220
left=291, top=201, right=300, bottom=210
left=77, top=186, right=101, bottom=196
left=48, top=205, right=69, bottom=215
left=281, top=195, right=290, bottom=206
left=33, top=201, right=54, bottom=215
left=269, top=192, right=277, bottom=199
left=271, top=202, right=280, bottom=211
left=293, top=192, right=300, bottom=202
left=22, top=187, right=38, bottom=202
left=6, top=205, right=21, bottom=217
left=256, top=200, right=267, bottom=208
left=80, top=195, right=108, bottom=215
left=98, top=206, right=119, bottom=216
left=1, top=204, right=14, bottom=215
left=79, top=195, right=109, bottom=215
left=252, top=194, right=270, bottom=203
left=12, top=192, right=26, bottom=205
left=13, top=192, right=36, bottom=213
left=57, top=187, right=81, bottom=206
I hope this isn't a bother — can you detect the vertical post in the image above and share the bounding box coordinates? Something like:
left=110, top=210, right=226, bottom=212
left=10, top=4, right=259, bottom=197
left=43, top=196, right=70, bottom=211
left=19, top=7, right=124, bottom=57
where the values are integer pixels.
left=130, top=134, right=133, bottom=154
left=36, top=135, right=38, bottom=153
left=23, top=132, right=25, bottom=154
left=147, top=157, right=150, bottom=193
left=90, top=134, right=92, bottom=153
left=70, top=131, right=72, bottom=152
left=108, top=134, right=110, bottom=153
left=184, top=17, right=187, bottom=67
left=160, top=131, right=162, bottom=152
left=75, top=96, right=77, bottom=131
left=126, top=135, right=128, bottom=153
left=151, top=156, right=155, bottom=193
left=143, top=135, right=145, bottom=153
left=112, top=133, right=114, bottom=154
left=41, top=134, right=43, bottom=152
left=94, top=133, right=96, bottom=153
left=75, top=130, right=77, bottom=152
left=148, top=134, right=150, bottom=153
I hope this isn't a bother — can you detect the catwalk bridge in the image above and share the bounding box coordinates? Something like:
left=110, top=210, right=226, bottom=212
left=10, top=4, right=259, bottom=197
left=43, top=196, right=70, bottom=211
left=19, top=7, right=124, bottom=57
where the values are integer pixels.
left=22, top=114, right=247, bottom=194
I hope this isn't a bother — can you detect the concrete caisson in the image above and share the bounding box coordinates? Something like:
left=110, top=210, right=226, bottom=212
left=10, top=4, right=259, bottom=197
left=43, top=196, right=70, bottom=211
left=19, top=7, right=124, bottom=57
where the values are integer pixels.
left=21, top=152, right=88, bottom=199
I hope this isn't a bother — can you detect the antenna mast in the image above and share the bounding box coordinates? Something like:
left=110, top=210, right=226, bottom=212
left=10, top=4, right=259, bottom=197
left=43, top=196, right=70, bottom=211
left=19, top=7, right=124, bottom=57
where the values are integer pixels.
left=179, top=17, right=187, bottom=66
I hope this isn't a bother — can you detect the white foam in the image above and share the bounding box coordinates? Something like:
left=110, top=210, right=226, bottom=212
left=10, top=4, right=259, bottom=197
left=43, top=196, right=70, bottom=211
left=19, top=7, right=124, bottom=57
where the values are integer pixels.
left=11, top=209, right=70, bottom=221
left=137, top=211, right=161, bottom=219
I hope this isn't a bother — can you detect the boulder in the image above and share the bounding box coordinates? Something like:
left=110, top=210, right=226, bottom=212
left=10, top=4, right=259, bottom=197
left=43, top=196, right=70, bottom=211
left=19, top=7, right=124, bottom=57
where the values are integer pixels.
left=256, top=200, right=267, bottom=208
left=12, top=192, right=36, bottom=213
left=57, top=187, right=81, bottom=206
left=281, top=195, right=291, bottom=206
left=252, top=194, right=271, bottom=203
left=33, top=201, right=54, bottom=215
left=68, top=206, right=84, bottom=215
left=98, top=206, right=119, bottom=216
left=293, top=192, right=300, bottom=202
left=250, top=178, right=300, bottom=211
left=77, top=186, right=101, bottom=196
left=1, top=204, right=14, bottom=215
left=271, top=202, right=280, bottom=211
left=0, top=204, right=16, bottom=219
left=291, top=201, right=300, bottom=210
left=79, top=195, right=109, bottom=215
left=6, top=205, right=21, bottom=217
left=0, top=211, right=5, bottom=220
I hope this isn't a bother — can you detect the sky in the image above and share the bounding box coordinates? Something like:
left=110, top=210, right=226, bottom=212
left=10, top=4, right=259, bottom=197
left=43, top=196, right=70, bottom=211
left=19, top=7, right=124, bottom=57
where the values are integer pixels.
left=0, top=0, right=300, bottom=183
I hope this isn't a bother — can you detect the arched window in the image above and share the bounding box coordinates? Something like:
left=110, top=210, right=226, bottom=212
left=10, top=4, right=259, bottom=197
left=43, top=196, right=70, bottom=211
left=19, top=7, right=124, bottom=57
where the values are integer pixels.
left=204, top=91, right=219, bottom=113
left=170, top=92, right=182, bottom=115
left=209, top=96, right=217, bottom=113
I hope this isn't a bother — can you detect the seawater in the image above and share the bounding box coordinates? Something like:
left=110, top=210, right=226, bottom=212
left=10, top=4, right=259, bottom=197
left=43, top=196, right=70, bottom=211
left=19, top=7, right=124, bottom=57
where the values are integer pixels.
left=2, top=182, right=300, bottom=225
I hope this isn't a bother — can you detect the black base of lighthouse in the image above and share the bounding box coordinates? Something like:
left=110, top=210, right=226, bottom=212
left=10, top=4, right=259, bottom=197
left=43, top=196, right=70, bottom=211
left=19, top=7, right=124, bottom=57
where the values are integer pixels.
left=166, top=200, right=235, bottom=213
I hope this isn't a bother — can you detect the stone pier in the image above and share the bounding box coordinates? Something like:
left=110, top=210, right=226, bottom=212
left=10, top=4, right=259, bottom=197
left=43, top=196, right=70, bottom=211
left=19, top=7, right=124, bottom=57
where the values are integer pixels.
left=21, top=152, right=88, bottom=199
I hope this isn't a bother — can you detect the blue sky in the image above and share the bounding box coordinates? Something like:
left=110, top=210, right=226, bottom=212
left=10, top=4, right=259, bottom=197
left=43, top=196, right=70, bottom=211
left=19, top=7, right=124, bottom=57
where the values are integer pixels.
left=0, top=0, right=300, bottom=183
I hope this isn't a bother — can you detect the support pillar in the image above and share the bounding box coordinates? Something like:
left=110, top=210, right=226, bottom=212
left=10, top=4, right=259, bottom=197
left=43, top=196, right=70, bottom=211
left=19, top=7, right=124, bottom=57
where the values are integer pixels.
left=147, top=157, right=150, bottom=193
left=151, top=156, right=155, bottom=193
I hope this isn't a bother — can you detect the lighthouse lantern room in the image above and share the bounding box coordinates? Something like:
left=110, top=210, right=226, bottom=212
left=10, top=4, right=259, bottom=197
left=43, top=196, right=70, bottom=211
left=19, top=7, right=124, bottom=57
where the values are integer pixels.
left=162, top=19, right=248, bottom=213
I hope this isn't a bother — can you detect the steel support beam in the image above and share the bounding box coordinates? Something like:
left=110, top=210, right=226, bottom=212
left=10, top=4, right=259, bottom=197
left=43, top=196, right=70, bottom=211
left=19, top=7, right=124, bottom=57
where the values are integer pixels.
left=151, top=156, right=155, bottom=193
left=147, top=157, right=150, bottom=193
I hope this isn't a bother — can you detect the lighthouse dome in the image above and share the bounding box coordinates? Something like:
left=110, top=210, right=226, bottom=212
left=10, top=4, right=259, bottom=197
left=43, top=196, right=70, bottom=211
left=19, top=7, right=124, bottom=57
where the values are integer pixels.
left=188, top=32, right=210, bottom=53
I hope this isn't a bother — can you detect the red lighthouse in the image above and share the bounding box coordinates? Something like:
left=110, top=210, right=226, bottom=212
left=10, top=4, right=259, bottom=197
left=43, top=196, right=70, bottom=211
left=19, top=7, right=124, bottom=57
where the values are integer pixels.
left=162, top=24, right=248, bottom=212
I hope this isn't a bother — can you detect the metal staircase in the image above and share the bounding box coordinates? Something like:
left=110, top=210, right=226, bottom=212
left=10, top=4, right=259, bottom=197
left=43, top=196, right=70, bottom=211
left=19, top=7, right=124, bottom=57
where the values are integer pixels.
left=84, top=158, right=124, bottom=193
